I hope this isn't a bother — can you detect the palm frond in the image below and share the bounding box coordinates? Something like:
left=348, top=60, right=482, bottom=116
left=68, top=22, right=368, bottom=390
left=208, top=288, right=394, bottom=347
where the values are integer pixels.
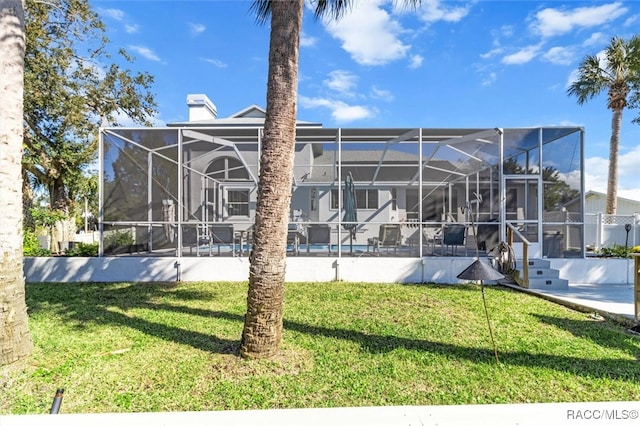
left=249, top=0, right=271, bottom=25
left=567, top=55, right=609, bottom=104
left=310, top=0, right=421, bottom=21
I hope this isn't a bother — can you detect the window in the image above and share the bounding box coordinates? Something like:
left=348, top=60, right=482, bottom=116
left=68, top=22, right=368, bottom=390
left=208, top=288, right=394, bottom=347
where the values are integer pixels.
left=357, top=189, right=379, bottom=209
left=331, top=189, right=379, bottom=209
left=207, top=157, right=249, bottom=181
left=227, top=190, right=249, bottom=216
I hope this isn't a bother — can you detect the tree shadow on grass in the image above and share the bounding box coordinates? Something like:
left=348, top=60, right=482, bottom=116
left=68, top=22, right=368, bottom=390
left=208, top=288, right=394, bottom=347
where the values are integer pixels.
left=25, top=282, right=640, bottom=381
left=278, top=318, right=640, bottom=382
left=26, top=282, right=240, bottom=354
left=532, top=313, right=640, bottom=359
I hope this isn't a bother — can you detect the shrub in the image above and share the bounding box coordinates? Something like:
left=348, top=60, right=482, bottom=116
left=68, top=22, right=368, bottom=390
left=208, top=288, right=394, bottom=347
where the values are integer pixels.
left=23, top=229, right=51, bottom=257
left=66, top=242, right=99, bottom=257
left=103, top=229, right=135, bottom=254
left=598, top=243, right=632, bottom=258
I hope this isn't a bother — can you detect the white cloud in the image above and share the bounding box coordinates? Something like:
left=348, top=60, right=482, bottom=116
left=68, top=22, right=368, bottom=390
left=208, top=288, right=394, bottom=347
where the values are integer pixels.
left=299, top=96, right=375, bottom=123
left=502, top=44, right=542, bottom=65
left=324, top=70, right=358, bottom=95
left=124, top=24, right=139, bottom=34
left=618, top=145, right=640, bottom=194
left=561, top=169, right=582, bottom=192
left=417, top=0, right=471, bottom=23
left=201, top=58, right=227, bottom=68
left=408, top=54, right=423, bottom=69
left=128, top=45, right=162, bottom=62
left=499, top=25, right=515, bottom=39
left=481, top=72, right=497, bottom=87
left=583, top=32, right=605, bottom=47
left=480, top=47, right=504, bottom=60
left=99, top=8, right=125, bottom=21
left=300, top=32, right=317, bottom=48
left=323, top=0, right=410, bottom=66
left=530, top=2, right=627, bottom=38
left=584, top=146, right=640, bottom=202
left=542, top=46, right=575, bottom=65
left=624, top=13, right=639, bottom=27
left=98, top=8, right=138, bottom=33
left=583, top=156, right=609, bottom=194
left=189, top=22, right=206, bottom=36
left=370, top=86, right=393, bottom=101
left=565, top=68, right=580, bottom=88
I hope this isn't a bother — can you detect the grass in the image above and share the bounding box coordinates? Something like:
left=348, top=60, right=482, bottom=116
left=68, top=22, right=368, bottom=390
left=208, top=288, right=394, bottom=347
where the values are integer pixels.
left=1, top=281, right=639, bottom=414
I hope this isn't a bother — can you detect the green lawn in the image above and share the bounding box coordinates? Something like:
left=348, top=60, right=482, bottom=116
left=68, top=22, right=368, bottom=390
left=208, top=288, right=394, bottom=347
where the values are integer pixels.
left=2, top=281, right=639, bottom=414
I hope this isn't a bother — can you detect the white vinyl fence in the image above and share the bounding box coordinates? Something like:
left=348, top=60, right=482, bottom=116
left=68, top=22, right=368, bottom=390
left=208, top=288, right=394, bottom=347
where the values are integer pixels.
left=585, top=212, right=640, bottom=251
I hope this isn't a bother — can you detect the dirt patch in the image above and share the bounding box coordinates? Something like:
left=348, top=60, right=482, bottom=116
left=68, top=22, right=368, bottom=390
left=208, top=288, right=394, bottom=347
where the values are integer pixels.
left=210, top=347, right=314, bottom=380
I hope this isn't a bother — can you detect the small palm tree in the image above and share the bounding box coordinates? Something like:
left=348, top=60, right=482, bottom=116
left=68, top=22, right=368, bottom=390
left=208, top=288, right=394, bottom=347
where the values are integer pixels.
left=242, top=0, right=419, bottom=359
left=567, top=35, right=640, bottom=215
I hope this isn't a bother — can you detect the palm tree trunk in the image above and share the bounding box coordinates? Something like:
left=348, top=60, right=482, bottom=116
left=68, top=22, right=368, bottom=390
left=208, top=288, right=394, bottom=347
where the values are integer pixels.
left=606, top=109, right=622, bottom=215
left=0, top=0, right=33, bottom=365
left=240, top=0, right=303, bottom=359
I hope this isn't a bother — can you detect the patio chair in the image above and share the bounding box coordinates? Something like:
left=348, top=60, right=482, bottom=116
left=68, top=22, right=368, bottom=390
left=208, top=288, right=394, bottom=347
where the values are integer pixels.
left=367, top=224, right=402, bottom=255
left=422, top=225, right=442, bottom=255
left=287, top=223, right=306, bottom=256
left=306, top=224, right=332, bottom=255
left=210, top=224, right=235, bottom=256
left=476, top=220, right=499, bottom=253
left=182, top=224, right=211, bottom=256
left=234, top=225, right=253, bottom=257
left=441, top=223, right=467, bottom=256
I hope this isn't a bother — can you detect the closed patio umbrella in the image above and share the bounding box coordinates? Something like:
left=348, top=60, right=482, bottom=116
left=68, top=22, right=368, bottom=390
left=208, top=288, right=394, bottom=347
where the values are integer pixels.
left=342, top=172, right=357, bottom=254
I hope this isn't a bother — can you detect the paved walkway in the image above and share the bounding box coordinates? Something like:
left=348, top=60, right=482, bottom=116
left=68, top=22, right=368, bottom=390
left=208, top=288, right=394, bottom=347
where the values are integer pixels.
left=504, top=282, right=638, bottom=325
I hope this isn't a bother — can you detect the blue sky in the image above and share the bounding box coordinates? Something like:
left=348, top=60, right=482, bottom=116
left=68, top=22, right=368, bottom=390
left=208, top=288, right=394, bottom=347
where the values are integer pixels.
left=92, top=0, right=640, bottom=200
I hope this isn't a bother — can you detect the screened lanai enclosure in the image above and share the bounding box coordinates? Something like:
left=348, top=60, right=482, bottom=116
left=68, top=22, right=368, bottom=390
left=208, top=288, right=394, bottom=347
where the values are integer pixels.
left=100, top=100, right=585, bottom=259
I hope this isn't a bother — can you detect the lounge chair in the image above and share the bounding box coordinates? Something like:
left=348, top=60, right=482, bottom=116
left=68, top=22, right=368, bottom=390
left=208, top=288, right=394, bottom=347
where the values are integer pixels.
left=367, top=224, right=402, bottom=255
left=306, top=224, right=331, bottom=255
left=422, top=225, right=442, bottom=255
left=182, top=224, right=211, bottom=256
left=210, top=224, right=235, bottom=256
left=287, top=223, right=306, bottom=256
left=441, top=223, right=467, bottom=256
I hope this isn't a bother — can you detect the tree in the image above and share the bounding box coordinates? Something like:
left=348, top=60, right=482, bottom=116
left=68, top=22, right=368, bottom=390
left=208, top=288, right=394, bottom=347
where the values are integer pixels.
left=240, top=0, right=419, bottom=359
left=567, top=35, right=640, bottom=215
left=0, top=0, right=34, bottom=365
left=22, top=0, right=156, bottom=244
left=542, top=166, right=580, bottom=211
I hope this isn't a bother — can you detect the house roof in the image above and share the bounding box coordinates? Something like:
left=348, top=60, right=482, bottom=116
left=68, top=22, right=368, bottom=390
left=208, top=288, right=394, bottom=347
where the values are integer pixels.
left=585, top=190, right=640, bottom=205
left=169, top=104, right=323, bottom=128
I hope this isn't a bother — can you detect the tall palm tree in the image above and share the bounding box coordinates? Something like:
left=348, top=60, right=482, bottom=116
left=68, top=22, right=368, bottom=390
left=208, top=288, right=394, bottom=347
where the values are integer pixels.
left=567, top=35, right=640, bottom=215
left=241, top=0, right=418, bottom=359
left=0, top=0, right=33, bottom=365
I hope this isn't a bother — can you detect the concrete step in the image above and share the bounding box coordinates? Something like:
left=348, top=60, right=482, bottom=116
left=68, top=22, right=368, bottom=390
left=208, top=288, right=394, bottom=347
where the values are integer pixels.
left=528, top=267, right=559, bottom=279
left=523, top=258, right=550, bottom=269
left=526, top=277, right=569, bottom=290
left=514, top=258, right=568, bottom=290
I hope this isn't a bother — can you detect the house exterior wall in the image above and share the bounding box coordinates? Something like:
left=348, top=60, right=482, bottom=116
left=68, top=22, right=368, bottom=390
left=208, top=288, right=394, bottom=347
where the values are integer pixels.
left=585, top=193, right=640, bottom=215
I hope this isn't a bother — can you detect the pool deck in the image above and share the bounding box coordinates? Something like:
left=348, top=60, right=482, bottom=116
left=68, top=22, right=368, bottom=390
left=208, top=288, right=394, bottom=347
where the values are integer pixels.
left=502, top=282, right=638, bottom=325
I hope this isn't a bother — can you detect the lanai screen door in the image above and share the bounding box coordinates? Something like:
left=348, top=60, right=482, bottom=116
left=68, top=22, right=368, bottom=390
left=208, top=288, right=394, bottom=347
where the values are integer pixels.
left=504, top=175, right=542, bottom=258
